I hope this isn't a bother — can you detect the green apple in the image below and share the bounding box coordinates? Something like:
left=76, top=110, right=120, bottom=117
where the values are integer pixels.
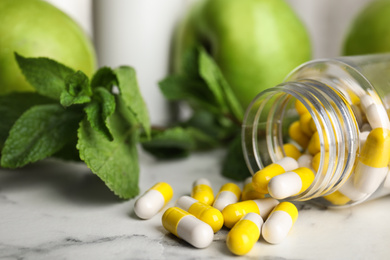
left=343, top=0, right=390, bottom=55
left=173, top=0, right=311, bottom=110
left=0, top=0, right=96, bottom=95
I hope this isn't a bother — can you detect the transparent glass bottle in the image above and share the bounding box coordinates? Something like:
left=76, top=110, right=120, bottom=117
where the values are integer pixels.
left=242, top=54, right=390, bottom=207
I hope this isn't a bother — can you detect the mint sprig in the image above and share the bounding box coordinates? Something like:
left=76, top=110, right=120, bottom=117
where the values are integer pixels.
left=0, top=53, right=151, bottom=199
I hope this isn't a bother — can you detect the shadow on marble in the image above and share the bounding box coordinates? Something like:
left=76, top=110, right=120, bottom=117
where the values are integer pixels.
left=0, top=159, right=121, bottom=205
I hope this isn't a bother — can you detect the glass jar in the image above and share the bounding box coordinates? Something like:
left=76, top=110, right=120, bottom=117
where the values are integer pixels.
left=242, top=54, right=390, bottom=207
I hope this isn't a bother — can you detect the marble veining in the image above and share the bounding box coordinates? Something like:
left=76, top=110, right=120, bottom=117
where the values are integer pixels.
left=1, top=149, right=390, bottom=259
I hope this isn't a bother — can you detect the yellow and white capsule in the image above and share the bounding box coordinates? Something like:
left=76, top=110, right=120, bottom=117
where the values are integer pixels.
left=289, top=121, right=310, bottom=149
left=252, top=157, right=299, bottom=194
left=191, top=178, right=214, bottom=205
left=262, top=202, right=298, bottom=244
left=354, top=128, right=390, bottom=193
left=162, top=207, right=214, bottom=248
left=213, top=183, right=241, bottom=211
left=222, top=198, right=279, bottom=229
left=268, top=167, right=315, bottom=199
left=241, top=177, right=265, bottom=201
left=283, top=143, right=301, bottom=160
left=134, top=182, right=173, bottom=219
left=226, top=213, right=263, bottom=255
left=337, top=176, right=367, bottom=202
left=176, top=196, right=223, bottom=233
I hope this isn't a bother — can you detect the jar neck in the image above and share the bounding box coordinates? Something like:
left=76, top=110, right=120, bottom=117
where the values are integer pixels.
left=242, top=79, right=359, bottom=201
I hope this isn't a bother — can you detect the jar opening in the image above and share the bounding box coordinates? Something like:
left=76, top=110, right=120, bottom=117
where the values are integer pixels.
left=242, top=79, right=359, bottom=201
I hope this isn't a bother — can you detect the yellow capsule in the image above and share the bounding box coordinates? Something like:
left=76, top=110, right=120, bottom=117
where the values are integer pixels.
left=262, top=202, right=298, bottom=244
left=307, top=131, right=329, bottom=155
left=226, top=213, right=263, bottom=255
left=162, top=207, right=214, bottom=248
left=312, top=152, right=329, bottom=173
left=323, top=191, right=350, bottom=206
left=241, top=177, right=265, bottom=201
left=283, top=143, right=301, bottom=160
left=268, top=167, right=315, bottom=199
left=295, top=99, right=309, bottom=115
left=191, top=178, right=214, bottom=205
left=176, top=196, right=223, bottom=233
left=213, top=183, right=241, bottom=211
left=252, top=157, right=298, bottom=193
left=134, top=182, right=173, bottom=219
left=300, top=112, right=315, bottom=137
left=222, top=198, right=279, bottom=229
left=354, top=128, right=390, bottom=193
left=288, top=121, right=310, bottom=148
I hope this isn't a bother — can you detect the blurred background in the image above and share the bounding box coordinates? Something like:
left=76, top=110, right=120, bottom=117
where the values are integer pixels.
left=44, top=0, right=374, bottom=124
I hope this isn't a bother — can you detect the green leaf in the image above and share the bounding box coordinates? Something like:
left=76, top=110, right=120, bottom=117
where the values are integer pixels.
left=84, top=87, right=116, bottom=140
left=198, top=48, right=244, bottom=121
left=185, top=127, right=219, bottom=150
left=91, top=67, right=117, bottom=90
left=221, top=133, right=251, bottom=181
left=141, top=127, right=196, bottom=159
left=77, top=96, right=140, bottom=199
left=60, top=70, right=92, bottom=107
left=114, top=66, right=151, bottom=138
left=0, top=93, right=54, bottom=150
left=1, top=104, right=83, bottom=168
left=15, top=53, right=75, bottom=100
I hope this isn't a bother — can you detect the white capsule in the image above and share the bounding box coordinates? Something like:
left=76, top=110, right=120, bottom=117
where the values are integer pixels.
left=297, top=154, right=313, bottom=169
left=262, top=202, right=298, bottom=244
left=338, top=176, right=367, bottom=202
left=359, top=131, right=370, bottom=149
left=366, top=104, right=390, bottom=130
left=360, top=94, right=375, bottom=113
left=361, top=124, right=372, bottom=132
left=162, top=207, right=214, bottom=248
left=213, top=183, right=241, bottom=211
left=134, top=182, right=173, bottom=219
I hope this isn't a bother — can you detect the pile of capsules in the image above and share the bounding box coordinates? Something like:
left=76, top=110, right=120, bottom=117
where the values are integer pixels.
left=134, top=178, right=297, bottom=256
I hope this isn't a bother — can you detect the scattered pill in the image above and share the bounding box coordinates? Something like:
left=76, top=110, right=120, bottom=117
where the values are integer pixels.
left=162, top=207, right=214, bottom=248
left=241, top=177, right=265, bottom=201
left=289, top=121, right=310, bottom=148
left=191, top=178, right=214, bottom=205
left=283, top=143, right=301, bottom=160
left=222, top=198, right=279, bottom=229
left=262, top=202, right=298, bottom=244
left=176, top=195, right=223, bottom=233
left=134, top=182, right=173, bottom=219
left=213, top=183, right=241, bottom=211
left=226, top=213, right=263, bottom=255
left=268, top=167, right=315, bottom=199
left=252, top=157, right=299, bottom=193
left=354, top=128, right=390, bottom=193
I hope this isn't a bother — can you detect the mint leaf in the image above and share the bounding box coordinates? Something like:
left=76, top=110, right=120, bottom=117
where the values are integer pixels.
left=84, top=87, right=116, bottom=140
left=221, top=133, right=251, bottom=181
left=0, top=93, right=54, bottom=150
left=114, top=66, right=151, bottom=138
left=15, top=53, right=75, bottom=100
left=141, top=127, right=196, bottom=159
left=91, top=67, right=116, bottom=90
left=60, top=70, right=92, bottom=107
left=77, top=96, right=140, bottom=199
left=198, top=48, right=244, bottom=121
left=1, top=104, right=83, bottom=168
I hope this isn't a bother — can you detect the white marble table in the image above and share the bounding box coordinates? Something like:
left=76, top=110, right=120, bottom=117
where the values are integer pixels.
left=1, top=149, right=390, bottom=259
